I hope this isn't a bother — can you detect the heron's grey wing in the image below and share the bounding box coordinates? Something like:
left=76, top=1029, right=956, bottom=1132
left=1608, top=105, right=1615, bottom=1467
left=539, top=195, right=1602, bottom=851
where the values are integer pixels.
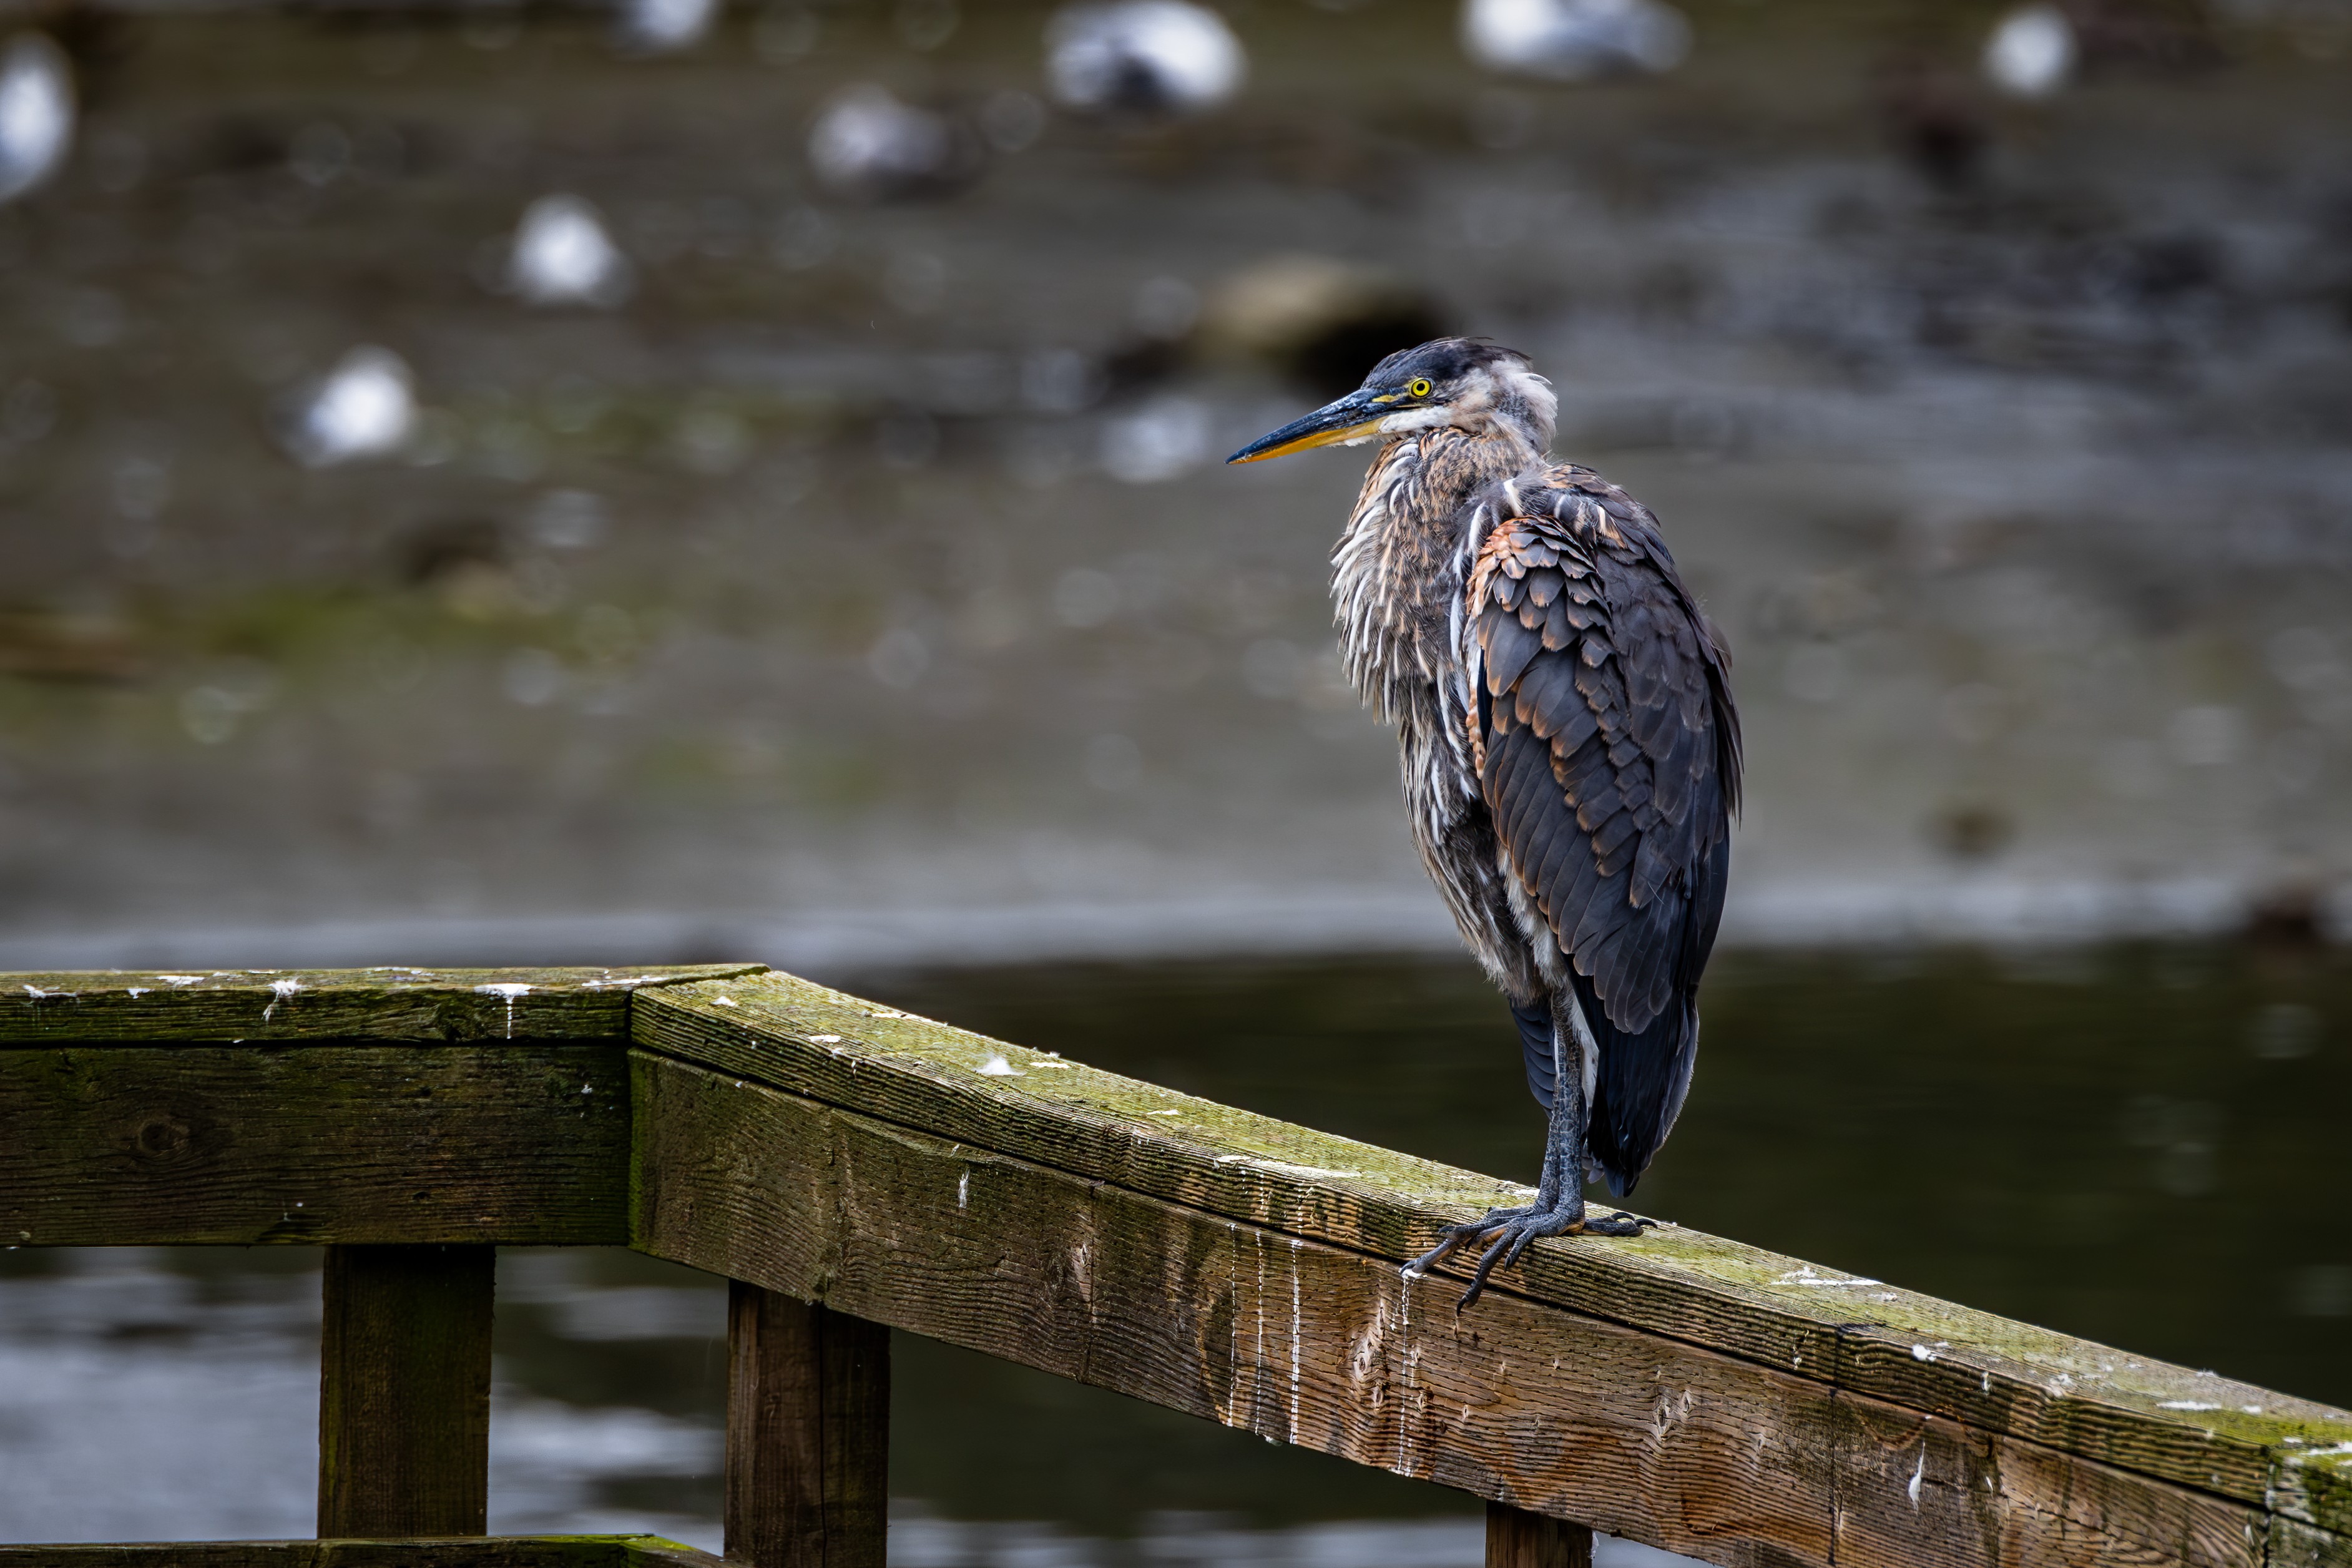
left=1466, top=471, right=1739, bottom=1192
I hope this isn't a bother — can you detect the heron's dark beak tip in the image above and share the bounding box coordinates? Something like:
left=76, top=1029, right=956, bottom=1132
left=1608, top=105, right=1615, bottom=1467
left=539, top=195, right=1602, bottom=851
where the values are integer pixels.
left=1226, top=390, right=1385, bottom=467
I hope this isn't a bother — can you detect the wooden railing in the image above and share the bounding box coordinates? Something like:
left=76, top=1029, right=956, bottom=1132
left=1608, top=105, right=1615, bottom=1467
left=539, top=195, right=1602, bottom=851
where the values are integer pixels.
left=4, top=965, right=2348, bottom=1568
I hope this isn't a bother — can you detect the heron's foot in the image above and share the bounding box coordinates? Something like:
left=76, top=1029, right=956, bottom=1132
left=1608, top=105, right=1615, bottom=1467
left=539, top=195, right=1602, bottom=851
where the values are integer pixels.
left=1406, top=1205, right=1659, bottom=1310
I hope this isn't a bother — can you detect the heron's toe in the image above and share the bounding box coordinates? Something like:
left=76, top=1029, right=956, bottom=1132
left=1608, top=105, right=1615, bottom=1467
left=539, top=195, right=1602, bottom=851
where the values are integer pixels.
left=1579, top=1210, right=1659, bottom=1238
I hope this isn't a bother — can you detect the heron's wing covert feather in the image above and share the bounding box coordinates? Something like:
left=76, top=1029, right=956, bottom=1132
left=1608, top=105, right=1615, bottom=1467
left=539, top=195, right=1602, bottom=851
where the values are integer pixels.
left=1465, top=463, right=1742, bottom=1192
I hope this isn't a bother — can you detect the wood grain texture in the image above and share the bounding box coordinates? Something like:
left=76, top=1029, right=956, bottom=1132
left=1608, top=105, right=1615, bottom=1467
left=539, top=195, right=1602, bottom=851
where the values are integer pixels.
left=628, top=971, right=2352, bottom=1542
left=0, top=1537, right=722, bottom=1568
left=725, top=1285, right=889, bottom=1568
left=0, top=1045, right=629, bottom=1245
left=1487, top=1502, right=1592, bottom=1568
left=319, top=1245, right=496, bottom=1537
left=630, top=1052, right=2308, bottom=1568
left=0, top=967, right=762, bottom=1045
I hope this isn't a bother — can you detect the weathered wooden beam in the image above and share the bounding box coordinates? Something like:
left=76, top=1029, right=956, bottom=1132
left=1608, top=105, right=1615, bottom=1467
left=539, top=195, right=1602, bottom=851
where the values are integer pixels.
left=0, top=967, right=763, bottom=1046
left=0, top=1044, right=629, bottom=1246
left=631, top=1051, right=2301, bottom=1568
left=0, top=1537, right=722, bottom=1568
left=318, top=1245, right=497, bottom=1538
left=724, top=1285, right=890, bottom=1568
left=1487, top=1503, right=1592, bottom=1568
left=629, top=971, right=2352, bottom=1550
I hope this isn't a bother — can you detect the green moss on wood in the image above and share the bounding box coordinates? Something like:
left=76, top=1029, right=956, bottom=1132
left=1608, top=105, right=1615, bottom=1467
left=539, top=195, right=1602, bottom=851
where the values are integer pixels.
left=1, top=966, right=764, bottom=1045
left=633, top=968, right=2352, bottom=1539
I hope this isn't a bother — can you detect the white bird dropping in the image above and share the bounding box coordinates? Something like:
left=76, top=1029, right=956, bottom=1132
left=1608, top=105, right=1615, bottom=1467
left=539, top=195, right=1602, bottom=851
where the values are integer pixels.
left=1983, top=4, right=2075, bottom=98
left=1045, top=1, right=1247, bottom=118
left=283, top=347, right=417, bottom=468
left=0, top=34, right=74, bottom=204
left=1461, top=0, right=1691, bottom=81
left=508, top=195, right=633, bottom=307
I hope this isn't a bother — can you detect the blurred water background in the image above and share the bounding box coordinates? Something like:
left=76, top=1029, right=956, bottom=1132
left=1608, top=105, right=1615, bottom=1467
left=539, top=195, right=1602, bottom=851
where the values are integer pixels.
left=2, top=0, right=2350, bottom=1556
left=0, top=0, right=2348, bottom=962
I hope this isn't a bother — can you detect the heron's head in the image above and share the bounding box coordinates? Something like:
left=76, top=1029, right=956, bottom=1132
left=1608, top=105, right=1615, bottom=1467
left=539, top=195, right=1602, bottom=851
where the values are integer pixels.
left=1226, top=338, right=1556, bottom=466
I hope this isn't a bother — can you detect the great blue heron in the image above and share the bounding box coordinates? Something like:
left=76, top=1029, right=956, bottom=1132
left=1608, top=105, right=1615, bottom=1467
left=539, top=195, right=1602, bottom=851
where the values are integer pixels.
left=1229, top=338, right=1740, bottom=1306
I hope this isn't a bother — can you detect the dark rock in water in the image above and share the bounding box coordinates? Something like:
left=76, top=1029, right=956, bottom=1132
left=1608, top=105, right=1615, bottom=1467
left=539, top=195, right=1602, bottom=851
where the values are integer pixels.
left=1197, top=255, right=1448, bottom=399
left=1044, top=1, right=1246, bottom=120
left=1929, top=801, right=2016, bottom=863
left=1874, top=54, right=1989, bottom=191
left=2246, top=883, right=2329, bottom=949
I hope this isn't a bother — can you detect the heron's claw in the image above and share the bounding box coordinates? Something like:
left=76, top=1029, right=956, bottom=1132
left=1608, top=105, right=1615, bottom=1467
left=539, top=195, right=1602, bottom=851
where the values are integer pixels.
left=1580, top=1209, right=1657, bottom=1238
left=1405, top=1206, right=1659, bottom=1310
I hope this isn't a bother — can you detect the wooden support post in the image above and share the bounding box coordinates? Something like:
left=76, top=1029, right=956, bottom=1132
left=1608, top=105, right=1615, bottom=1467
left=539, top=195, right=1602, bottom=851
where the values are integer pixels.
left=318, top=1243, right=496, bottom=1538
left=1486, top=1501, right=1594, bottom=1568
left=725, top=1282, right=890, bottom=1568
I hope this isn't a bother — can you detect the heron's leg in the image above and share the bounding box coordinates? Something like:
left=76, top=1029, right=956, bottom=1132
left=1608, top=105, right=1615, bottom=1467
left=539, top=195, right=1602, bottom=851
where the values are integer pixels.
left=1404, top=993, right=1654, bottom=1308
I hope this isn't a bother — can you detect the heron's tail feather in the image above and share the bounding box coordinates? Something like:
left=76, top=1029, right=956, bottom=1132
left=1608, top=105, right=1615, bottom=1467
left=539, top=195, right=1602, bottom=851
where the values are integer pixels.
left=1511, top=997, right=1556, bottom=1109
left=1569, top=970, right=1700, bottom=1200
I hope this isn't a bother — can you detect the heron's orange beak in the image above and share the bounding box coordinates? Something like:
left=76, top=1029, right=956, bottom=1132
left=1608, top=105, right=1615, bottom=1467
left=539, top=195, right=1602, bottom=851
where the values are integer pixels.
left=1227, top=388, right=1390, bottom=464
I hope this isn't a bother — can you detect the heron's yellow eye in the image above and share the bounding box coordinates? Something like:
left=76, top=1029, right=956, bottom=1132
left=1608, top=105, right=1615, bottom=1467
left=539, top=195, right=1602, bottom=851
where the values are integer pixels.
left=1409, top=378, right=1433, bottom=398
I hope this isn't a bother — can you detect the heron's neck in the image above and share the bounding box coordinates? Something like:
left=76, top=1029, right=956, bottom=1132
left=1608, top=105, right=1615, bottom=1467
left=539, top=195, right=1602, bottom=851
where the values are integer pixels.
left=1331, top=427, right=1542, bottom=718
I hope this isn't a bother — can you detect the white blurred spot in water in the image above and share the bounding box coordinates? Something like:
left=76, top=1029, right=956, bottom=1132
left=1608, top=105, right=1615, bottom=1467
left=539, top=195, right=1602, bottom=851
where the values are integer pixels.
left=615, top=0, right=718, bottom=54
left=1100, top=394, right=1209, bottom=483
left=1046, top=1, right=1247, bottom=118
left=808, top=84, right=965, bottom=200
left=281, top=346, right=416, bottom=468
left=1461, top=0, right=1690, bottom=81
left=0, top=34, right=74, bottom=205
left=1983, top=4, right=2075, bottom=97
left=509, top=195, right=634, bottom=308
